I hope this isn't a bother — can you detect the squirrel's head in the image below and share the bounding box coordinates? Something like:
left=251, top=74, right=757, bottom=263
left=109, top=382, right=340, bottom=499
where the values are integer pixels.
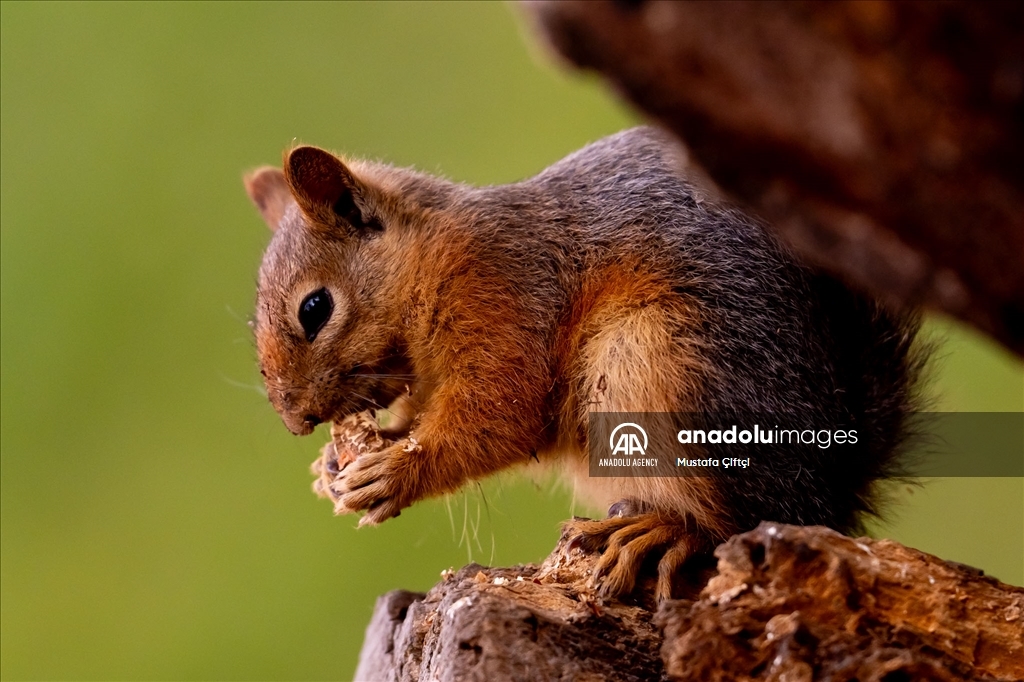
left=244, top=147, right=407, bottom=435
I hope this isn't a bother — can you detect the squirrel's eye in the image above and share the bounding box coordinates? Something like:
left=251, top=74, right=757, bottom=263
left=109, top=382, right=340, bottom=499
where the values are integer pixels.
left=298, top=288, right=333, bottom=342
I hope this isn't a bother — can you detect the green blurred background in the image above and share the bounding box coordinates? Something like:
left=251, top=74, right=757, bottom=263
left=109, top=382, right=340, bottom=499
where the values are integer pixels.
left=1, top=2, right=1021, bottom=680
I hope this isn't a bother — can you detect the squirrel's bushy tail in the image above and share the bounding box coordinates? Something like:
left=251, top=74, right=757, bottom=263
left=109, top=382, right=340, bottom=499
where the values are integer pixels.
left=815, top=273, right=929, bottom=531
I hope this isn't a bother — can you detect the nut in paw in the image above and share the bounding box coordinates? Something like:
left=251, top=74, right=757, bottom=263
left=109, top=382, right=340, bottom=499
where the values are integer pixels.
left=308, top=410, right=397, bottom=505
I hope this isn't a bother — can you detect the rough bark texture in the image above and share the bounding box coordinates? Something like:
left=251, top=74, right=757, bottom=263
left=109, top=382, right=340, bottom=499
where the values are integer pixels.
left=522, top=0, right=1024, bottom=356
left=659, top=523, right=1024, bottom=682
left=355, top=523, right=1023, bottom=681
left=354, top=530, right=667, bottom=682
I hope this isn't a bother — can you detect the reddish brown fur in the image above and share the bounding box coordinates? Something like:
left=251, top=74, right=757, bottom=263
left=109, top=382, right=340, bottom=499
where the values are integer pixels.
left=549, top=262, right=726, bottom=541
left=245, top=142, right=724, bottom=594
left=244, top=128, right=922, bottom=600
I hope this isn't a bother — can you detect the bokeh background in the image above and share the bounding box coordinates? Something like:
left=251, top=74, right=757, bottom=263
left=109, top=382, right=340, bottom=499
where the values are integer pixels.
left=2, top=3, right=1021, bottom=680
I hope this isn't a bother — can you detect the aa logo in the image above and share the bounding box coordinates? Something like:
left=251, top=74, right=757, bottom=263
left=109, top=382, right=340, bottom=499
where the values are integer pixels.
left=609, top=422, right=648, bottom=456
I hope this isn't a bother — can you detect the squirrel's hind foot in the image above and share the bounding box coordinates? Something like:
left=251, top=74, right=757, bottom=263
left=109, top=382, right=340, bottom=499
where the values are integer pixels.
left=563, top=508, right=714, bottom=602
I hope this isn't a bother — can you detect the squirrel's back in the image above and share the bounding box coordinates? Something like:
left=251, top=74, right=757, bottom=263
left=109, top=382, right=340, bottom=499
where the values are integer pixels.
left=459, top=127, right=924, bottom=533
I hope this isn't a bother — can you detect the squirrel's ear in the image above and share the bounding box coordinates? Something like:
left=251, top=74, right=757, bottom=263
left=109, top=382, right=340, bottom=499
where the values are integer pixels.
left=284, top=146, right=380, bottom=234
left=244, top=167, right=290, bottom=232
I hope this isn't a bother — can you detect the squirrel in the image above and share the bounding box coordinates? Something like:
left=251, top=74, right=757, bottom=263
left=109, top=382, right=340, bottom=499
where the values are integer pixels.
left=244, top=127, right=923, bottom=601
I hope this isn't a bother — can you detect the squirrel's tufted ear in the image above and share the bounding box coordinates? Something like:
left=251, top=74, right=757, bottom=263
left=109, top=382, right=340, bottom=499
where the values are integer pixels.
left=244, top=167, right=290, bottom=232
left=284, top=146, right=381, bottom=235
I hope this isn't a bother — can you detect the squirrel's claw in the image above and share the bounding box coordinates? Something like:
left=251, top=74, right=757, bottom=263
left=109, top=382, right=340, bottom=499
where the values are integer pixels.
left=359, top=500, right=403, bottom=527
left=564, top=512, right=712, bottom=601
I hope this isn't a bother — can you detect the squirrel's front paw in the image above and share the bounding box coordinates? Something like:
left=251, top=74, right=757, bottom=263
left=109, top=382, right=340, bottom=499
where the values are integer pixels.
left=331, top=439, right=424, bottom=526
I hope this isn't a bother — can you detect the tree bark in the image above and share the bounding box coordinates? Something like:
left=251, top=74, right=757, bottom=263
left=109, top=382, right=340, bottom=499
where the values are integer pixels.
left=522, top=0, right=1024, bottom=356
left=659, top=523, right=1024, bottom=681
left=355, top=523, right=1024, bottom=681
left=354, top=529, right=665, bottom=682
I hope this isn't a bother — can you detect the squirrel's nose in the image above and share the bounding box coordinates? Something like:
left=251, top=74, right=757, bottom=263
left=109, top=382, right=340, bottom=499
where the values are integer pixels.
left=283, top=412, right=322, bottom=436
